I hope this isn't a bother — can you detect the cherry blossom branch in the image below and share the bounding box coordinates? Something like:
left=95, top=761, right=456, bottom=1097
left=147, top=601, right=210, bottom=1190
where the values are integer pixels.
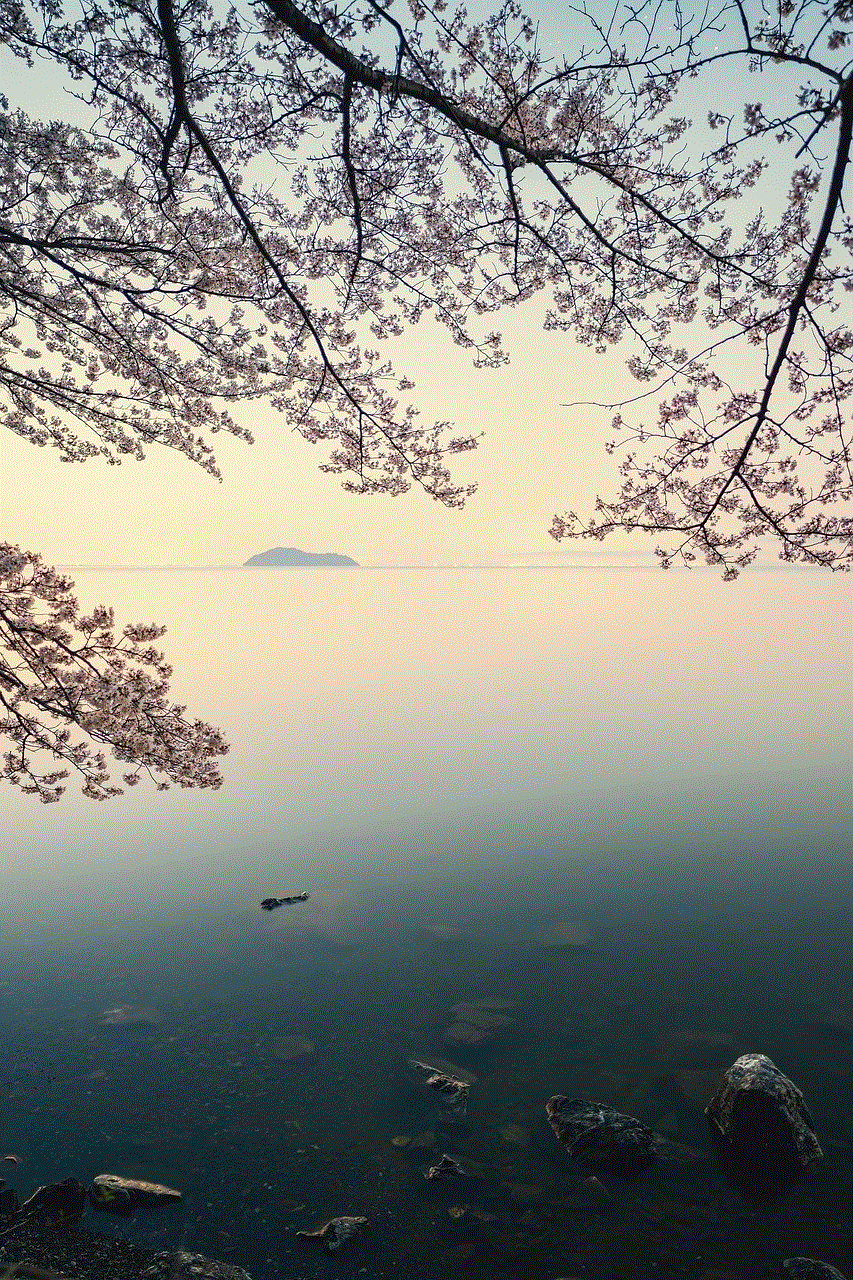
left=0, top=544, right=228, bottom=801
left=680, top=72, right=852, bottom=532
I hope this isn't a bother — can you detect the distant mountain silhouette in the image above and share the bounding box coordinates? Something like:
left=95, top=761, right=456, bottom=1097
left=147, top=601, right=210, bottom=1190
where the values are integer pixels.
left=243, top=546, right=359, bottom=567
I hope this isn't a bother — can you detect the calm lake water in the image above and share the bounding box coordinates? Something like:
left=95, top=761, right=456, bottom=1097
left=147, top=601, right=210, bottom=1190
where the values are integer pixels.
left=1, top=566, right=850, bottom=1280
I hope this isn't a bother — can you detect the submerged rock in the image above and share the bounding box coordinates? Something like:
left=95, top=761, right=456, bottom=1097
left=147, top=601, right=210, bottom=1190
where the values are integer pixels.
left=444, top=999, right=514, bottom=1046
left=546, top=1096, right=657, bottom=1177
left=407, top=1059, right=471, bottom=1114
left=269, top=1034, right=314, bottom=1062
left=98, top=1005, right=161, bottom=1029
left=296, top=1215, right=367, bottom=1253
left=504, top=1181, right=544, bottom=1205
left=705, top=1054, right=822, bottom=1169
left=143, top=1252, right=253, bottom=1279
left=389, top=1129, right=437, bottom=1153
left=549, top=1174, right=611, bottom=1214
left=573, top=1175, right=611, bottom=1207
left=426, top=1153, right=465, bottom=1181
left=20, top=1178, right=87, bottom=1223
left=90, top=1173, right=182, bottom=1216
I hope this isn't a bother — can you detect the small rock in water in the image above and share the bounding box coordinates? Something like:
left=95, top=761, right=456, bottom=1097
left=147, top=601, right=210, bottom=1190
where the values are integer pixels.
left=296, top=1215, right=367, bottom=1253
left=260, top=892, right=309, bottom=910
left=783, top=1261, right=848, bottom=1280
left=280, top=1199, right=306, bottom=1214
left=426, top=1153, right=465, bottom=1180
left=408, top=1059, right=471, bottom=1113
left=143, top=1251, right=253, bottom=1279
left=98, top=1004, right=161, bottom=1028
left=577, top=1175, right=611, bottom=1204
left=705, top=1054, right=822, bottom=1169
left=21, top=1178, right=87, bottom=1223
left=2, top=1155, right=21, bottom=1164
left=90, top=1173, right=182, bottom=1215
left=546, top=1096, right=657, bottom=1177
left=549, top=1174, right=611, bottom=1214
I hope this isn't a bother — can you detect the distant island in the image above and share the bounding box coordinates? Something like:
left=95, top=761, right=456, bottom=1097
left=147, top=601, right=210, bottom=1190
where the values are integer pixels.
left=243, top=546, right=359, bottom=567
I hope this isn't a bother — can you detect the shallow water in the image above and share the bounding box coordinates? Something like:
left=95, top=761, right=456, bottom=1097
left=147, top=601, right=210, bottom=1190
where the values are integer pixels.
left=1, top=566, right=850, bottom=1280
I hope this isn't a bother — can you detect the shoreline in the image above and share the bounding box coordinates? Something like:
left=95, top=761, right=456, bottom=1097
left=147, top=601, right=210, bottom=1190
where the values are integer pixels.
left=0, top=1218, right=251, bottom=1280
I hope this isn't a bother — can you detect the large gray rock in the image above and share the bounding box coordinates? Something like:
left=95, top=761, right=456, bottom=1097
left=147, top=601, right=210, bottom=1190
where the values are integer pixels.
left=546, top=1096, right=657, bottom=1177
left=143, top=1252, right=253, bottom=1279
left=90, top=1173, right=182, bottom=1216
left=705, top=1054, right=822, bottom=1168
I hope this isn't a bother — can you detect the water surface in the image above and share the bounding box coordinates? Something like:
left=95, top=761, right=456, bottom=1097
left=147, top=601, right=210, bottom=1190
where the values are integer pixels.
left=1, top=566, right=850, bottom=1279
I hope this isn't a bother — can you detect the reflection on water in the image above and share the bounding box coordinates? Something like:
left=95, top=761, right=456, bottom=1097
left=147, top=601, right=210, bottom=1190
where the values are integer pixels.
left=1, top=568, right=850, bottom=1279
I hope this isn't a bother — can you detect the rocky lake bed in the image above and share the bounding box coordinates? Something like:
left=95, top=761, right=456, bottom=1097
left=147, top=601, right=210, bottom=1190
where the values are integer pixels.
left=1, top=929, right=850, bottom=1280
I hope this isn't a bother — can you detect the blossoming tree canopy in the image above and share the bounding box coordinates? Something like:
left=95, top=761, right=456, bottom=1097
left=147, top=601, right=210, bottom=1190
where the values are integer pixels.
left=2, top=0, right=851, bottom=566
left=0, top=0, right=851, bottom=797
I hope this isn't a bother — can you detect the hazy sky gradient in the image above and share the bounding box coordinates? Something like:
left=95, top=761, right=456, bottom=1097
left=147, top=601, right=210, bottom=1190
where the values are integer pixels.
left=3, top=299, right=627, bottom=566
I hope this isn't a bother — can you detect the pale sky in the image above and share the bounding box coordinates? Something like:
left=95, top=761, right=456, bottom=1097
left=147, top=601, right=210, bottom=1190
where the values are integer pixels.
left=2, top=297, right=630, bottom=567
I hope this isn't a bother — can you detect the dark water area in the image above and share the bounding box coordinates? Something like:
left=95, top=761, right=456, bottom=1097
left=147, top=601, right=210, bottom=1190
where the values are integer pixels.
left=1, top=567, right=851, bottom=1280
